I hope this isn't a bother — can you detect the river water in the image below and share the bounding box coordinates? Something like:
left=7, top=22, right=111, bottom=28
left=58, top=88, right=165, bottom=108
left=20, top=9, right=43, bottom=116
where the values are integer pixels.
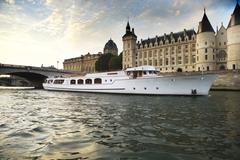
left=0, top=90, right=239, bottom=160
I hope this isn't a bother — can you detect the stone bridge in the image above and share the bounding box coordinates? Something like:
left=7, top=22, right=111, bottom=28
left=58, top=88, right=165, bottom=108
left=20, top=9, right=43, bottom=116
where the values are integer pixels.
left=0, top=63, right=73, bottom=88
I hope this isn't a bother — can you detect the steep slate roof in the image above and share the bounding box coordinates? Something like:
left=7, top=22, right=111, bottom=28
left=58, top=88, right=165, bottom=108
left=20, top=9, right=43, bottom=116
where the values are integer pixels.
left=198, top=10, right=215, bottom=33
left=228, top=2, right=240, bottom=28
left=122, top=22, right=137, bottom=39
left=137, top=29, right=196, bottom=48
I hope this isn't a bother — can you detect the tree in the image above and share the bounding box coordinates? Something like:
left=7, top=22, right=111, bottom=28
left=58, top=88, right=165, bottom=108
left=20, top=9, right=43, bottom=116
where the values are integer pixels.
left=95, top=52, right=122, bottom=72
left=109, top=52, right=122, bottom=71
left=95, top=53, right=113, bottom=72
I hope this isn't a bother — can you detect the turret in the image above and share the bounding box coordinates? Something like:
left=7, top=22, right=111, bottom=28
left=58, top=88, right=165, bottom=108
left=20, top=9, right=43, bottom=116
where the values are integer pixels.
left=122, top=21, right=137, bottom=69
left=227, top=1, right=240, bottom=70
left=196, top=9, right=216, bottom=71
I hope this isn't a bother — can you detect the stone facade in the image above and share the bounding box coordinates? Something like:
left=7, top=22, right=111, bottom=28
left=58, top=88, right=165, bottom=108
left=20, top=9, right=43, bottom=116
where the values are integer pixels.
left=122, top=2, right=240, bottom=72
left=63, top=39, right=118, bottom=72
left=63, top=53, right=101, bottom=73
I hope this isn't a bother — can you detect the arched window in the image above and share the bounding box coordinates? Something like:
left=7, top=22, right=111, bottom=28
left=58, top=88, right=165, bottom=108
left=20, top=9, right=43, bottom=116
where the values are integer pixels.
left=94, top=78, right=102, bottom=84
left=70, top=79, right=76, bottom=85
left=177, top=68, right=182, bottom=72
left=85, top=79, right=92, bottom=84
left=77, top=79, right=84, bottom=84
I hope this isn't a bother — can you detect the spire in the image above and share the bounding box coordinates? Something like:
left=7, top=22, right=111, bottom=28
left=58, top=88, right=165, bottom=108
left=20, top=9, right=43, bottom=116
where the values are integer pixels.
left=198, top=8, right=215, bottom=33
left=228, top=1, right=240, bottom=27
left=126, top=21, right=131, bottom=32
left=122, top=21, right=137, bottom=39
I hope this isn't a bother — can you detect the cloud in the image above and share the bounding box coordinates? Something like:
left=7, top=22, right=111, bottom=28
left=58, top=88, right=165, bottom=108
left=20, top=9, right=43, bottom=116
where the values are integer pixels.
left=0, top=0, right=238, bottom=67
left=4, top=0, right=15, bottom=5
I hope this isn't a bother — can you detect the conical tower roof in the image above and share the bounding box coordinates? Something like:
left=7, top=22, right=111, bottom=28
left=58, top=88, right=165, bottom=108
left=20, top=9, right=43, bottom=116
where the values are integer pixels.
left=198, top=9, right=215, bottom=33
left=228, top=2, right=240, bottom=28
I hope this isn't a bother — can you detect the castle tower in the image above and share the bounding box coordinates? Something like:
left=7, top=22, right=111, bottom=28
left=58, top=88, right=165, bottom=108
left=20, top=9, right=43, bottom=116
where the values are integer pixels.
left=196, top=9, right=216, bottom=71
left=215, top=23, right=227, bottom=70
left=122, top=21, right=137, bottom=69
left=227, top=1, right=240, bottom=70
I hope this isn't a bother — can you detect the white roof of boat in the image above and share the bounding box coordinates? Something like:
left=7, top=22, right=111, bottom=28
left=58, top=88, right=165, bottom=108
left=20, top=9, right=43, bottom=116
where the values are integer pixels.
left=126, top=65, right=157, bottom=71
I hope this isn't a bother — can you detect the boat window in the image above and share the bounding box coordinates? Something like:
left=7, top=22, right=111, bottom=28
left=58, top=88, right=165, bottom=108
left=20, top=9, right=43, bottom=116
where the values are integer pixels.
left=149, top=71, right=153, bottom=74
left=85, top=79, right=92, bottom=84
left=77, top=79, right=84, bottom=84
left=107, top=72, right=118, bottom=75
left=143, top=71, right=147, bottom=75
left=48, top=80, right=53, bottom=83
left=94, top=78, right=102, bottom=84
left=44, top=80, right=47, bottom=83
left=138, top=71, right=142, bottom=77
left=70, top=79, right=76, bottom=85
left=53, top=79, right=64, bottom=84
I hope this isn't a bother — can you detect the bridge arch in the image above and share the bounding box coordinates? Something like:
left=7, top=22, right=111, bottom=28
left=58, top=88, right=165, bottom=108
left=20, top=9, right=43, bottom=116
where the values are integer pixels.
left=4, top=72, right=48, bottom=88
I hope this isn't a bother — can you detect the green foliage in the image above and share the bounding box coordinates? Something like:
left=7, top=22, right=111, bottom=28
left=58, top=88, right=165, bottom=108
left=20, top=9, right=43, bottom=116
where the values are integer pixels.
left=95, top=52, right=122, bottom=72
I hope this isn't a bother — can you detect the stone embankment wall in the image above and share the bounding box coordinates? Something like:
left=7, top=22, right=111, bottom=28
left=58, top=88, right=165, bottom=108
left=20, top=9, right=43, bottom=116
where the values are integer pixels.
left=211, top=70, right=240, bottom=91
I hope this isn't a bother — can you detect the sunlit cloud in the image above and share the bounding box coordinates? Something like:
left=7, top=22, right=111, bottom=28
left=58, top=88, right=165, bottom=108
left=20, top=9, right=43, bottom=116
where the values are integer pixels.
left=0, top=0, right=237, bottom=68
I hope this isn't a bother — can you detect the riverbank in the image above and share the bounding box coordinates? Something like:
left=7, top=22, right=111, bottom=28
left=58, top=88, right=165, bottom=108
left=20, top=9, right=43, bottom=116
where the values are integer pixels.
left=211, top=70, right=240, bottom=91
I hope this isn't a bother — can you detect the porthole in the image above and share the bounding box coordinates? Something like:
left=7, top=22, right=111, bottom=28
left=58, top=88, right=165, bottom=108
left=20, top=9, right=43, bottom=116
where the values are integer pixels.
left=156, top=87, right=159, bottom=90
left=144, top=87, right=147, bottom=90
left=133, top=87, right=136, bottom=90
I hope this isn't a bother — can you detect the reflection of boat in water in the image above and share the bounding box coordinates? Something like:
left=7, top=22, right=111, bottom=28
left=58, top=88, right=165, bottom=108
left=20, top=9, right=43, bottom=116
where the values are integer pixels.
left=43, top=65, right=217, bottom=96
left=0, top=86, right=35, bottom=90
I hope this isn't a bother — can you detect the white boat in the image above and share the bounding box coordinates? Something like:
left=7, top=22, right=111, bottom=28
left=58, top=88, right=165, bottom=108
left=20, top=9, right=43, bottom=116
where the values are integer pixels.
left=43, top=66, right=217, bottom=95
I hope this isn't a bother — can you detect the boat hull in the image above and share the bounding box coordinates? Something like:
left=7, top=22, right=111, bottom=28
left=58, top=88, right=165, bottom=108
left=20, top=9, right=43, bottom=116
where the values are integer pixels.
left=43, top=74, right=216, bottom=96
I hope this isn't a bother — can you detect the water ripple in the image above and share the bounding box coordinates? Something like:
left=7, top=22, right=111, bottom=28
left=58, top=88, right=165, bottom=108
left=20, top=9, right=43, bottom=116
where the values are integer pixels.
left=0, top=90, right=240, bottom=159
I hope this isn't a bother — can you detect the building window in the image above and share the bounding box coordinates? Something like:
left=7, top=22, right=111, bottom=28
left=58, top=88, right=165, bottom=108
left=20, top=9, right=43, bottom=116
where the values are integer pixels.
left=224, top=42, right=226, bottom=45
left=172, top=57, right=175, bottom=65
left=213, top=55, right=215, bottom=60
left=185, top=56, right=189, bottom=64
left=207, top=66, right=209, bottom=71
left=149, top=60, right=152, bottom=65
left=159, top=59, right=163, bottom=66
left=165, top=58, right=169, bottom=65
left=77, top=79, right=84, bottom=84
left=144, top=52, right=147, bottom=58
left=219, top=42, right=221, bottom=46
left=205, top=55, right=208, bottom=60
left=192, top=55, right=196, bottom=63
left=149, top=51, right=152, bottom=57
left=178, top=56, right=182, bottom=64
left=205, top=42, right=207, bottom=45
left=197, top=56, right=199, bottom=61
left=205, top=48, right=207, bottom=53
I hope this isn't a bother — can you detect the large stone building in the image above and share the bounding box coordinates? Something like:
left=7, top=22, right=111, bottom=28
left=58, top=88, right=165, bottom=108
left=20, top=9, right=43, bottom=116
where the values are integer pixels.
left=63, top=52, right=101, bottom=73
left=122, top=2, right=240, bottom=72
left=63, top=39, right=118, bottom=72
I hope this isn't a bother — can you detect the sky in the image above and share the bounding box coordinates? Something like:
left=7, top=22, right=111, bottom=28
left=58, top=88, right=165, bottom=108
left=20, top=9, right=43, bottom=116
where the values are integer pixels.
left=0, top=0, right=237, bottom=68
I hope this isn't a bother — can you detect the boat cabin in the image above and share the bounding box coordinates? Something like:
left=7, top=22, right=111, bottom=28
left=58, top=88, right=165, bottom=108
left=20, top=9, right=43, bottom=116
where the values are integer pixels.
left=125, top=65, right=159, bottom=79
